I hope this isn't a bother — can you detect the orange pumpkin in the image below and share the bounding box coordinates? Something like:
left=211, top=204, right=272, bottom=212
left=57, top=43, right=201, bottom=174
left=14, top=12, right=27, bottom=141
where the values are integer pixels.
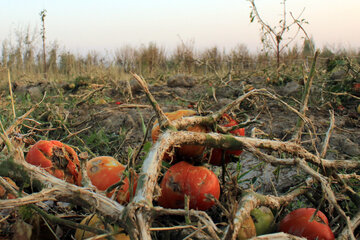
left=158, top=161, right=220, bottom=211
left=26, top=140, right=82, bottom=186
left=86, top=156, right=137, bottom=204
left=279, top=208, right=334, bottom=240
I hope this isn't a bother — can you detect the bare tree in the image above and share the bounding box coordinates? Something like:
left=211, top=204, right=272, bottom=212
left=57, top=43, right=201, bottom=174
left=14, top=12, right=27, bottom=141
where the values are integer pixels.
left=248, top=0, right=308, bottom=74
left=40, top=9, right=47, bottom=80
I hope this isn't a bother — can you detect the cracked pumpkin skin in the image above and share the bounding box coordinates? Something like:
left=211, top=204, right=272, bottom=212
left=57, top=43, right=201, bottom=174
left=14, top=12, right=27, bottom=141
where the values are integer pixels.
left=86, top=156, right=137, bottom=204
left=151, top=110, right=208, bottom=159
left=158, top=161, right=220, bottom=211
left=25, top=140, right=82, bottom=186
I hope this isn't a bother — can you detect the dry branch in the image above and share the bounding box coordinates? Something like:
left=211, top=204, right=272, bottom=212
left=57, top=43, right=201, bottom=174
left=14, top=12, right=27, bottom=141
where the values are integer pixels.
left=321, top=110, right=335, bottom=158
left=157, top=131, right=359, bottom=170
left=250, top=232, right=306, bottom=239
left=292, top=50, right=319, bottom=142
left=338, top=209, right=360, bottom=240
left=7, top=69, right=16, bottom=120
left=131, top=73, right=170, bottom=129
left=166, top=88, right=311, bottom=137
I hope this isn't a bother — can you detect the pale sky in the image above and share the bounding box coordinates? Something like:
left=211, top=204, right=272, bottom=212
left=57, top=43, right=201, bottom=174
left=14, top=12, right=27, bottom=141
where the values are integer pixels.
left=1, top=0, right=360, bottom=55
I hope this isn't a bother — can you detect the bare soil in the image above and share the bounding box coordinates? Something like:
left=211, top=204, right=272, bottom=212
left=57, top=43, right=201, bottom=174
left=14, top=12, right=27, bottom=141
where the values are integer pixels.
left=66, top=75, right=360, bottom=161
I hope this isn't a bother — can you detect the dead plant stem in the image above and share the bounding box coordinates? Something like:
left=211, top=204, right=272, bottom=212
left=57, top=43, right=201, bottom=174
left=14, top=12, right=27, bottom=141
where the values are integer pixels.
left=321, top=110, right=335, bottom=158
left=7, top=69, right=16, bottom=119
left=292, top=50, right=319, bottom=142
left=131, top=73, right=171, bottom=130
left=295, top=158, right=356, bottom=240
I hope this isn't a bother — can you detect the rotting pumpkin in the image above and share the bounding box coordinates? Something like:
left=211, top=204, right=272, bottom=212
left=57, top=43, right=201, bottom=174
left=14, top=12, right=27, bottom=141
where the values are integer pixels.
left=158, top=161, right=220, bottom=211
left=86, top=156, right=137, bottom=204
left=151, top=109, right=208, bottom=161
left=237, top=215, right=257, bottom=240
left=25, top=140, right=82, bottom=186
left=75, top=214, right=129, bottom=240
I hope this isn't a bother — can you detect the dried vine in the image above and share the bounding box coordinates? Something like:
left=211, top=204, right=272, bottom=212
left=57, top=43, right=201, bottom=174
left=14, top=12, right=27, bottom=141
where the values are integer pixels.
left=0, top=74, right=358, bottom=239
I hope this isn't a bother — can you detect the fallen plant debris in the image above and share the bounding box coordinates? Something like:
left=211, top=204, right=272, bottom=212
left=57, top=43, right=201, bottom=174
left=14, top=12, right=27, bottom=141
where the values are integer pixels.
left=0, top=53, right=359, bottom=240
left=0, top=87, right=359, bottom=240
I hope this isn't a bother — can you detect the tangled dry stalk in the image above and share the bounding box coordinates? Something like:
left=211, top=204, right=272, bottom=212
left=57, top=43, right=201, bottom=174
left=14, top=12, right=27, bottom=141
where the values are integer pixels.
left=0, top=71, right=359, bottom=239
